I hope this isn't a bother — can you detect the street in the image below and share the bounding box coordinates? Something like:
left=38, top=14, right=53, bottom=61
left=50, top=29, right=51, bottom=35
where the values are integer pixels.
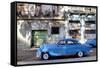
left=17, top=48, right=97, bottom=65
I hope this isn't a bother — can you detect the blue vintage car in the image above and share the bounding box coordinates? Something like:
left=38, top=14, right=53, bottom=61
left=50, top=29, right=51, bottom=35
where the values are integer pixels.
left=85, top=39, right=96, bottom=47
left=36, top=38, right=93, bottom=60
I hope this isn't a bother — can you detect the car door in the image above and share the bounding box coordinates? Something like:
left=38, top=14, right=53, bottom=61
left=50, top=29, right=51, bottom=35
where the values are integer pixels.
left=64, top=40, right=78, bottom=55
left=52, top=40, right=67, bottom=56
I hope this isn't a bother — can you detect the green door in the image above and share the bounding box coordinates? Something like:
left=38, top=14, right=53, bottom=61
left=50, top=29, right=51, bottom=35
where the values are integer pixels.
left=31, top=30, right=47, bottom=48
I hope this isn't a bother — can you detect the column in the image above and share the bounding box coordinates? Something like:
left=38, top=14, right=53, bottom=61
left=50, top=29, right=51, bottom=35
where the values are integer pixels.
left=80, top=16, right=86, bottom=43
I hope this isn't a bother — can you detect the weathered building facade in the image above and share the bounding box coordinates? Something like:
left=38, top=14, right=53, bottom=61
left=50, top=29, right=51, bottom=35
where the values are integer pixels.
left=17, top=3, right=96, bottom=49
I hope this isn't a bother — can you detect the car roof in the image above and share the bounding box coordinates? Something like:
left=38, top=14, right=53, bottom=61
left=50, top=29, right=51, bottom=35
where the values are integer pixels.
left=63, top=38, right=79, bottom=42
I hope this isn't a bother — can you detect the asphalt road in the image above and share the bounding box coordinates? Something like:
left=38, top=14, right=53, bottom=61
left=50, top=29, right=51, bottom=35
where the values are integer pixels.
left=17, top=48, right=97, bottom=65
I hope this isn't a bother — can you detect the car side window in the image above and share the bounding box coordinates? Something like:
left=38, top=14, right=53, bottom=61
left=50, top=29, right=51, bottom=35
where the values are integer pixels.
left=67, top=41, right=74, bottom=45
left=58, top=40, right=66, bottom=45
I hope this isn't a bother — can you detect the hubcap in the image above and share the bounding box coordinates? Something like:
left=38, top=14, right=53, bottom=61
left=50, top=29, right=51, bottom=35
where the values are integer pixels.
left=78, top=51, right=83, bottom=57
left=43, top=53, right=49, bottom=60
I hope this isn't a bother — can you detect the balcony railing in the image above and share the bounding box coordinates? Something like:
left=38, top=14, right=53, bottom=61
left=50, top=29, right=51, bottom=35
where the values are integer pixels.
left=85, top=16, right=96, bottom=21
left=68, top=23, right=80, bottom=30
left=85, top=24, right=96, bottom=30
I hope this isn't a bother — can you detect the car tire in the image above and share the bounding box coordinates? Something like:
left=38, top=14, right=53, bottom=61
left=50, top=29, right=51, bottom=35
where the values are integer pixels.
left=77, top=51, right=84, bottom=57
left=42, top=52, right=50, bottom=60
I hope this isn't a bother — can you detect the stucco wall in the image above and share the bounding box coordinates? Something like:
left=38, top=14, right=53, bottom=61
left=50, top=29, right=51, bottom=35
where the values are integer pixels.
left=17, top=20, right=32, bottom=49
left=17, top=20, right=66, bottom=48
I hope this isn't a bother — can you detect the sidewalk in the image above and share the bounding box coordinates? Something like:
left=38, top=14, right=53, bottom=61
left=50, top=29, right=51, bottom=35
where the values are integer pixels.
left=17, top=47, right=38, bottom=61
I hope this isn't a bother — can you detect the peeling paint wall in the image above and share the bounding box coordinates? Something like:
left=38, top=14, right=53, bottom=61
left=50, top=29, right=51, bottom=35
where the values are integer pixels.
left=17, top=20, right=66, bottom=48
left=17, top=20, right=32, bottom=49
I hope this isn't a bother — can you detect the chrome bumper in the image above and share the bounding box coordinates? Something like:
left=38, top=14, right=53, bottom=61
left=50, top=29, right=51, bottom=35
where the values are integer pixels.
left=89, top=50, right=93, bottom=52
left=36, top=49, right=41, bottom=58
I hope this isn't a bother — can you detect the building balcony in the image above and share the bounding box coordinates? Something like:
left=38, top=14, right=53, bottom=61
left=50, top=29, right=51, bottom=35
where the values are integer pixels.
left=85, top=27, right=96, bottom=30
left=68, top=26, right=96, bottom=30
left=85, top=23, right=96, bottom=30
left=68, top=23, right=80, bottom=30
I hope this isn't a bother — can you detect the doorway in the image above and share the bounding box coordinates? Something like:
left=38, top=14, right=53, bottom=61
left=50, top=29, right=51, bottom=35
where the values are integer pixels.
left=31, top=30, right=48, bottom=48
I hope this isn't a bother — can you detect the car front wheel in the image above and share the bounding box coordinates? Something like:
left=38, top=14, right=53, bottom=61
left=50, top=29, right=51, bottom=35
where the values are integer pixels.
left=42, top=52, right=50, bottom=60
left=77, top=51, right=84, bottom=57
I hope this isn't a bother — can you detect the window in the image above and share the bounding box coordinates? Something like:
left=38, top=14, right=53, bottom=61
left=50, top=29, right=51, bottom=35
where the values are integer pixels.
left=58, top=40, right=79, bottom=45
left=51, top=27, right=59, bottom=34
left=66, top=40, right=80, bottom=45
left=85, top=21, right=95, bottom=24
left=58, top=40, right=66, bottom=45
left=67, top=41, right=74, bottom=44
left=69, top=20, right=80, bottom=23
left=85, top=30, right=96, bottom=34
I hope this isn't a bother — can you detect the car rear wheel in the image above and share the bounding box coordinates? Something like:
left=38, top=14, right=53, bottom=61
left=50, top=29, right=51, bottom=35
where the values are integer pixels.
left=42, top=52, right=50, bottom=60
left=77, top=51, right=84, bottom=57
